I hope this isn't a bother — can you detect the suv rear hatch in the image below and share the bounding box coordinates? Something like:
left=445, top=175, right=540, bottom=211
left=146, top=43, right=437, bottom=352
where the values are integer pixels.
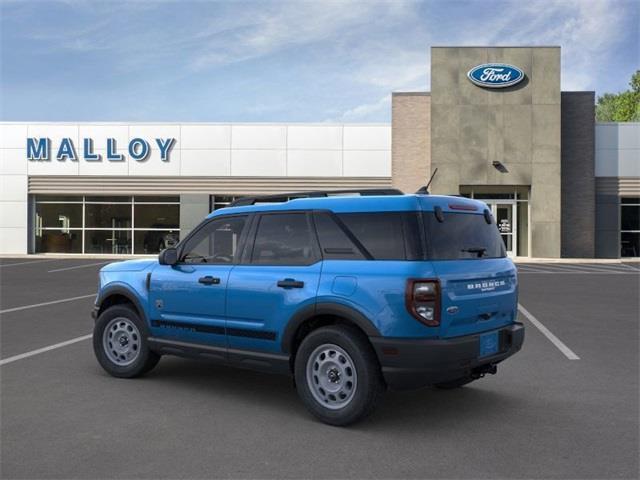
left=422, top=210, right=518, bottom=339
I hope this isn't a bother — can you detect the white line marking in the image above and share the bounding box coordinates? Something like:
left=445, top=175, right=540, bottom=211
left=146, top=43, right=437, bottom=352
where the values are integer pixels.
left=552, top=264, right=623, bottom=273
left=518, top=303, right=580, bottom=360
left=0, top=334, right=92, bottom=366
left=0, top=259, right=58, bottom=268
left=48, top=262, right=110, bottom=273
left=0, top=294, right=96, bottom=315
left=518, top=271, right=638, bottom=275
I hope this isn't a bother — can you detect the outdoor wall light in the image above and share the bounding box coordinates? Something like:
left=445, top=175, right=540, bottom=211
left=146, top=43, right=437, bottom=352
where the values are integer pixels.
left=492, top=161, right=509, bottom=173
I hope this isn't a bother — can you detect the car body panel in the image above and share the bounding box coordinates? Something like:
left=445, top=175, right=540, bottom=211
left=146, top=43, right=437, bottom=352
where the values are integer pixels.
left=147, top=263, right=232, bottom=346
left=226, top=263, right=322, bottom=353
left=94, top=192, right=522, bottom=387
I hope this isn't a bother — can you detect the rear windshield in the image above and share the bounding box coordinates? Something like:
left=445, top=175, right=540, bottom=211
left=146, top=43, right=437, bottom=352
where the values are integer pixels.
left=423, top=212, right=506, bottom=260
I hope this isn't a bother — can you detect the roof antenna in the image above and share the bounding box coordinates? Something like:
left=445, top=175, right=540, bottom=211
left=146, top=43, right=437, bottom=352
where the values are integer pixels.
left=415, top=168, right=438, bottom=195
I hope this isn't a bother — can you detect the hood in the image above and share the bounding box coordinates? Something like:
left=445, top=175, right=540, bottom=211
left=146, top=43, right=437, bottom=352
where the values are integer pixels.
left=100, top=258, right=157, bottom=272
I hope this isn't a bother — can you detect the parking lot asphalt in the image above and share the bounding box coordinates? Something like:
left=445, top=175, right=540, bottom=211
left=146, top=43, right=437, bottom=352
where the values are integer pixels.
left=1, top=258, right=638, bottom=479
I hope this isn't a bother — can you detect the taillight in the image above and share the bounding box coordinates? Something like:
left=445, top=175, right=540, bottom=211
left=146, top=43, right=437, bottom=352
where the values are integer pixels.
left=406, top=279, right=440, bottom=327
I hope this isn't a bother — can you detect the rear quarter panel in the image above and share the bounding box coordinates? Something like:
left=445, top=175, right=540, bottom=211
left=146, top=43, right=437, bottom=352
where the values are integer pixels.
left=317, top=260, right=441, bottom=338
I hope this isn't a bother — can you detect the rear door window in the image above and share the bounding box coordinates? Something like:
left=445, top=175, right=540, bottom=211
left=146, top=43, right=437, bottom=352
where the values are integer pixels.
left=423, top=212, right=506, bottom=260
left=250, top=212, right=319, bottom=265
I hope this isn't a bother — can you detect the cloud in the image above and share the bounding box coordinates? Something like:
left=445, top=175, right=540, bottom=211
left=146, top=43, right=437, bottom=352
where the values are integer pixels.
left=188, top=1, right=416, bottom=71
left=1, top=0, right=637, bottom=121
left=337, top=94, right=391, bottom=122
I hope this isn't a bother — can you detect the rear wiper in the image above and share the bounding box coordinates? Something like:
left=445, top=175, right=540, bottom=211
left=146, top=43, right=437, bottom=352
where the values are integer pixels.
left=461, top=247, right=487, bottom=258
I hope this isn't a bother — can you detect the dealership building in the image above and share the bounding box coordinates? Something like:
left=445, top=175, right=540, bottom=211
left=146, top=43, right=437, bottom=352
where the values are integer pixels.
left=0, top=46, right=638, bottom=258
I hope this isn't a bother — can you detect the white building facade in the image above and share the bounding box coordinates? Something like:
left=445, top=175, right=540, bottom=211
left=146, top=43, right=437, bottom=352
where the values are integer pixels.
left=0, top=121, right=638, bottom=258
left=0, top=123, right=392, bottom=255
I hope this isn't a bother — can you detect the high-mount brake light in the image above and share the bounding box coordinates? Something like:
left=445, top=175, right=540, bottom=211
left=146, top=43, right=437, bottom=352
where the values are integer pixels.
left=448, top=203, right=478, bottom=211
left=405, top=279, right=441, bottom=327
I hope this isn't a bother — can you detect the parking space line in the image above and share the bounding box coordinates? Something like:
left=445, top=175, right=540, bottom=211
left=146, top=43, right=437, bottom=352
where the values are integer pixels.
left=518, top=303, right=580, bottom=360
left=48, top=262, right=110, bottom=273
left=0, top=334, right=92, bottom=366
left=0, top=259, right=58, bottom=268
left=0, top=294, right=96, bottom=315
left=519, top=271, right=639, bottom=275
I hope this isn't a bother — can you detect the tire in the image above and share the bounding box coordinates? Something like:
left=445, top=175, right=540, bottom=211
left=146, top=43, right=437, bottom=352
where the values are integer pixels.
left=434, top=376, right=475, bottom=389
left=93, top=304, right=160, bottom=378
left=294, top=325, right=384, bottom=426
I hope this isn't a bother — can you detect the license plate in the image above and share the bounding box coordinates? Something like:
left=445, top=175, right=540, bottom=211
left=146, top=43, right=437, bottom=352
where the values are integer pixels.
left=479, top=331, right=499, bottom=358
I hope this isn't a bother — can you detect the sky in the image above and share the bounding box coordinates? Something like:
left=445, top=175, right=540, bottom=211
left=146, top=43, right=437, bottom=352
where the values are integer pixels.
left=1, top=0, right=638, bottom=122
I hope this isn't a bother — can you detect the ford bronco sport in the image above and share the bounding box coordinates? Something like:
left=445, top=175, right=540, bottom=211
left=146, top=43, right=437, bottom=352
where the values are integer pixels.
left=92, top=190, right=524, bottom=425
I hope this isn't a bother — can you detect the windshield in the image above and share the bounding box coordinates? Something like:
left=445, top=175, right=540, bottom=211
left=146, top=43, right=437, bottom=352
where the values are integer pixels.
left=423, top=212, right=506, bottom=260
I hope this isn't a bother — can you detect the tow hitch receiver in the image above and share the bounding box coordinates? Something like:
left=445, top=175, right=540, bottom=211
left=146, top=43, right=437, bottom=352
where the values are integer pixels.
left=471, top=364, right=497, bottom=379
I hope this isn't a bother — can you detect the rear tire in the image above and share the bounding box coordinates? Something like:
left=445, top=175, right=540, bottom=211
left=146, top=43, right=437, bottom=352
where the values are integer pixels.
left=93, top=304, right=160, bottom=378
left=294, top=325, right=384, bottom=426
left=434, top=376, right=475, bottom=389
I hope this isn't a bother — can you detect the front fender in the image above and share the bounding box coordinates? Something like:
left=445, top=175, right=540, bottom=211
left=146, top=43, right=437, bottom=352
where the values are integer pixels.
left=95, top=281, right=149, bottom=325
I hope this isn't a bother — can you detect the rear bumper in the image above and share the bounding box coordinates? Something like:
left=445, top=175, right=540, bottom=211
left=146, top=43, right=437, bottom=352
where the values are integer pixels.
left=370, top=323, right=524, bottom=390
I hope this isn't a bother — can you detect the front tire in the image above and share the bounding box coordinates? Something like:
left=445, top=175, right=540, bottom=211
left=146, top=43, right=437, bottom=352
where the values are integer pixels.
left=93, top=304, right=160, bottom=378
left=294, top=325, right=384, bottom=426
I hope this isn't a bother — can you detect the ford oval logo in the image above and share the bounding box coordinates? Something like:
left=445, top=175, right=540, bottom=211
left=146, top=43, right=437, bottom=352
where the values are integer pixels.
left=467, top=63, right=525, bottom=89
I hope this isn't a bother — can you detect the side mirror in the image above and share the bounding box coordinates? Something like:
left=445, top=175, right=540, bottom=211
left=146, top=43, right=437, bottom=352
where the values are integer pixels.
left=159, top=247, right=178, bottom=266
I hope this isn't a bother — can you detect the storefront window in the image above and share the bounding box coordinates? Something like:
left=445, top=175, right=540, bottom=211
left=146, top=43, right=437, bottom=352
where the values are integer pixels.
left=33, top=195, right=180, bottom=254
left=36, top=203, right=83, bottom=229
left=35, top=229, right=82, bottom=253
left=621, top=197, right=640, bottom=257
left=211, top=195, right=239, bottom=211
left=134, top=230, right=180, bottom=254
left=134, top=204, right=179, bottom=229
left=85, top=230, right=132, bottom=254
left=85, top=203, right=132, bottom=229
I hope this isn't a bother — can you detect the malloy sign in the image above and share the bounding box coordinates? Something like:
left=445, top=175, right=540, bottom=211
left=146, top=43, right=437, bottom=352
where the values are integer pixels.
left=26, top=137, right=176, bottom=162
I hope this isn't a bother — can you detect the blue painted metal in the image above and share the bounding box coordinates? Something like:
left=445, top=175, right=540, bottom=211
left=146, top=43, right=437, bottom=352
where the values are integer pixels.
left=96, top=192, right=519, bottom=361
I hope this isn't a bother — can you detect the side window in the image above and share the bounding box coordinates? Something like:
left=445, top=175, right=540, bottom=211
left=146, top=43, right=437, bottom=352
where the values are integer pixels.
left=181, top=216, right=247, bottom=264
left=313, top=212, right=365, bottom=260
left=337, top=212, right=409, bottom=260
left=251, top=213, right=318, bottom=265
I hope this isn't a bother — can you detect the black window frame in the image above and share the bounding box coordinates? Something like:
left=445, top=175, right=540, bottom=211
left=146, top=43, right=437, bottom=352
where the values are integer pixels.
left=242, top=211, right=322, bottom=267
left=333, top=211, right=423, bottom=261
left=312, top=210, right=371, bottom=260
left=176, top=213, right=253, bottom=265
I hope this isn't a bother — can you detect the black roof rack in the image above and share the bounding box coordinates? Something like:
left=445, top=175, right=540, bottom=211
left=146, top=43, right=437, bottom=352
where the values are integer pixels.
left=227, top=188, right=404, bottom=207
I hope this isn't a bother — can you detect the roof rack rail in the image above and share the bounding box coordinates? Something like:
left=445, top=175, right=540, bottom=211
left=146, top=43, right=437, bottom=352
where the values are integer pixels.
left=228, top=188, right=404, bottom=207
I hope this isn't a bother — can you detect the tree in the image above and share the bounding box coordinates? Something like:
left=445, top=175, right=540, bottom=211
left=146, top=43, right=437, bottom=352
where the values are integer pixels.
left=596, top=70, right=640, bottom=122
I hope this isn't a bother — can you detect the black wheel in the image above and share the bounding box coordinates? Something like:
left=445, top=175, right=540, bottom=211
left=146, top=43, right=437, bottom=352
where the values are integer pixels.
left=294, top=325, right=384, bottom=426
left=434, top=376, right=475, bottom=389
left=93, top=304, right=160, bottom=378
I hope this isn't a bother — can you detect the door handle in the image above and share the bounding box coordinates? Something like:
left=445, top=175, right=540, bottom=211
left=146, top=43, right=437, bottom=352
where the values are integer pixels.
left=198, top=276, right=221, bottom=285
left=277, top=278, right=304, bottom=289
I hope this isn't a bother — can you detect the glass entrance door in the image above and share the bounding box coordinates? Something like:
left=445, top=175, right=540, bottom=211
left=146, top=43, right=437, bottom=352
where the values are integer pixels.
left=486, top=201, right=517, bottom=257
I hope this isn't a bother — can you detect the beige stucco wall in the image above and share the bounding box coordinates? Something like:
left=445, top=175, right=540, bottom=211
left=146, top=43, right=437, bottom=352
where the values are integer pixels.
left=391, top=93, right=431, bottom=193
left=429, top=46, right=562, bottom=257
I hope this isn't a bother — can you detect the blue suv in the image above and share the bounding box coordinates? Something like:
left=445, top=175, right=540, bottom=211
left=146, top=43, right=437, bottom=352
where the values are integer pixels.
left=92, top=190, right=524, bottom=425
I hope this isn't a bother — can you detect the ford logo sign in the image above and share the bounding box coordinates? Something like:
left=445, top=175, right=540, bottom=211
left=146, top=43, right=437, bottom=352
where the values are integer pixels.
left=467, top=63, right=525, bottom=89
